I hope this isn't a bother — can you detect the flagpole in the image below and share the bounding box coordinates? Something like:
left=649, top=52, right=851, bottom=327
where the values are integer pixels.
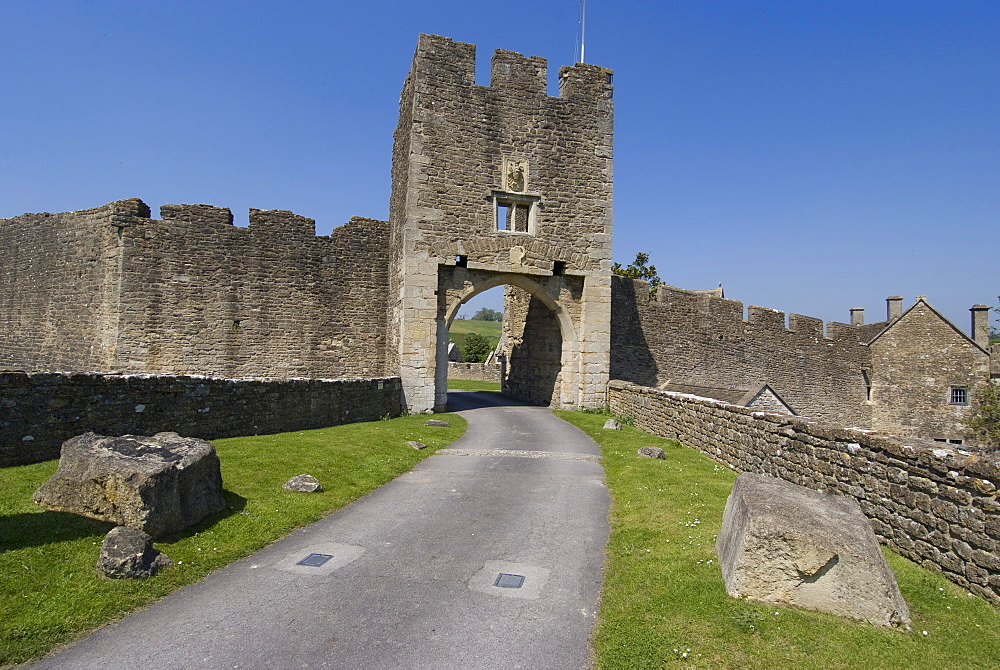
left=580, top=0, right=587, bottom=63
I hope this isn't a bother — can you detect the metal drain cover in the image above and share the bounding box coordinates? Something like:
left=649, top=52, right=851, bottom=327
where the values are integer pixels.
left=494, top=573, right=525, bottom=589
left=297, top=553, right=334, bottom=567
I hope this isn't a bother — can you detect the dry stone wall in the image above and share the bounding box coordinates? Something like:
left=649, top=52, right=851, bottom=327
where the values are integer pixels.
left=447, top=362, right=500, bottom=383
left=609, top=381, right=1000, bottom=605
left=1, top=372, right=402, bottom=467
left=610, top=277, right=876, bottom=426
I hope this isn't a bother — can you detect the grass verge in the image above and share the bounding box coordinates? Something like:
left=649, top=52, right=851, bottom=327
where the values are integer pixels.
left=556, top=410, right=1000, bottom=669
left=447, top=379, right=502, bottom=392
left=0, top=414, right=466, bottom=666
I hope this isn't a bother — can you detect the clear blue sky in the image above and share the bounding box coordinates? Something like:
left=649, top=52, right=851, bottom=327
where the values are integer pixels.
left=2, top=1, right=997, bottom=331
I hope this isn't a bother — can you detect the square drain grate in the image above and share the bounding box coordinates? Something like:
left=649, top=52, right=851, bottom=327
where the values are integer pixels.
left=494, top=573, right=525, bottom=589
left=297, top=553, right=334, bottom=567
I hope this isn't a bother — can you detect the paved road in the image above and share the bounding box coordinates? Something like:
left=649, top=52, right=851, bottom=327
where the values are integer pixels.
left=33, top=392, right=610, bottom=669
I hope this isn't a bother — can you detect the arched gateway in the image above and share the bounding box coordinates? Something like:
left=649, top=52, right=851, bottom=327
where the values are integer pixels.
left=388, top=35, right=614, bottom=413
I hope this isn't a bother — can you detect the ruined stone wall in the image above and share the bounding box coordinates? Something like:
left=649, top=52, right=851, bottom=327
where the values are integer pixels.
left=447, top=362, right=500, bottom=383
left=0, top=200, right=391, bottom=379
left=610, top=277, right=875, bottom=426
left=869, top=301, right=991, bottom=444
left=608, top=381, right=1000, bottom=605
left=0, top=200, right=145, bottom=372
left=0, top=372, right=402, bottom=467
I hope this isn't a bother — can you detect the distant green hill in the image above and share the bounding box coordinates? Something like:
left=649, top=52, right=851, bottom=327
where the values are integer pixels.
left=449, top=319, right=502, bottom=356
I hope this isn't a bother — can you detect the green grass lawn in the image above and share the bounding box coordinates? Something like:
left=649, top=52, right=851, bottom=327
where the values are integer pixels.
left=448, top=319, right=502, bottom=355
left=557, top=410, right=1000, bottom=670
left=446, top=379, right=502, bottom=392
left=0, top=414, right=466, bottom=666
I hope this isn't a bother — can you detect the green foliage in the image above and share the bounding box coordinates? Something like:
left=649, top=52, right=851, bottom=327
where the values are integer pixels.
left=612, top=252, right=662, bottom=297
left=471, top=307, right=502, bottom=322
left=460, top=332, right=493, bottom=363
left=966, top=381, right=1000, bottom=450
left=557, top=410, right=1000, bottom=669
left=0, top=415, right=466, bottom=665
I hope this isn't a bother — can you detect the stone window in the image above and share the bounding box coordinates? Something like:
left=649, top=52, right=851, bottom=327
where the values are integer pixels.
left=492, top=191, right=539, bottom=235
left=950, top=386, right=968, bottom=405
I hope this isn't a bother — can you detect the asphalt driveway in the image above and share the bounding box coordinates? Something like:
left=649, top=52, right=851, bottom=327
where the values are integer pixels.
left=31, top=391, right=610, bottom=669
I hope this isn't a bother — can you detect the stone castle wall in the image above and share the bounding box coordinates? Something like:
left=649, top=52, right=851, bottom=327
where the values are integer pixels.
left=0, top=200, right=131, bottom=372
left=0, top=372, right=402, bottom=467
left=610, top=277, right=876, bottom=426
left=608, top=381, right=999, bottom=605
left=0, top=200, right=391, bottom=379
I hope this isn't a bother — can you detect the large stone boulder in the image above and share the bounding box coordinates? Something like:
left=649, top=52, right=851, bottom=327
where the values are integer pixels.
left=33, top=431, right=225, bottom=538
left=716, top=473, right=910, bottom=627
left=96, top=526, right=172, bottom=579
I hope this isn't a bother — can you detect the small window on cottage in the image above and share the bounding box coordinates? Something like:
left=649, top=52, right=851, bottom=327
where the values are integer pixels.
left=948, top=439, right=964, bottom=445
left=949, top=387, right=968, bottom=405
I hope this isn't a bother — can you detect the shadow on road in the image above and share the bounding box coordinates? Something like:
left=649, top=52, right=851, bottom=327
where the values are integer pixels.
left=445, top=390, right=535, bottom=412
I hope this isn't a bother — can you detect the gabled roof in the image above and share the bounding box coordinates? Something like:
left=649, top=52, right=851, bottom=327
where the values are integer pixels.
left=739, top=383, right=797, bottom=416
left=865, top=297, right=990, bottom=355
left=659, top=381, right=796, bottom=415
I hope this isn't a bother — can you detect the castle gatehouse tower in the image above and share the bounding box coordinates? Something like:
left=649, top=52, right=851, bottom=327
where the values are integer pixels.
left=388, top=34, right=614, bottom=412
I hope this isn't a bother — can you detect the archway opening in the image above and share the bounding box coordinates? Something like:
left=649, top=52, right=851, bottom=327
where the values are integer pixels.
left=436, top=271, right=580, bottom=411
left=447, top=285, right=504, bottom=389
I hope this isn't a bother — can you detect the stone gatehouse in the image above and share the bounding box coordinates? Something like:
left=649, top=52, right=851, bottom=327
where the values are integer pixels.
left=0, top=33, right=994, bottom=447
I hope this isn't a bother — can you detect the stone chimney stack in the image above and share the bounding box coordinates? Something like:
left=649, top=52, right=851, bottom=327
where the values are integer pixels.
left=971, top=304, right=990, bottom=347
left=850, top=307, right=865, bottom=326
left=886, top=296, right=903, bottom=321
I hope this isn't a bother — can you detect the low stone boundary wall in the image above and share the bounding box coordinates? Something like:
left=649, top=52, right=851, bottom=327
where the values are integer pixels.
left=1, top=372, right=403, bottom=467
left=448, top=362, right=500, bottom=383
left=608, top=380, right=999, bottom=605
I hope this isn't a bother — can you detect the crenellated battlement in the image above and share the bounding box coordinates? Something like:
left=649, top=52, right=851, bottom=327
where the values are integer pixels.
left=160, top=203, right=233, bottom=226
left=490, top=49, right=547, bottom=95
left=636, top=281, right=874, bottom=346
left=248, top=208, right=316, bottom=237
left=611, top=276, right=874, bottom=425
left=411, top=33, right=613, bottom=102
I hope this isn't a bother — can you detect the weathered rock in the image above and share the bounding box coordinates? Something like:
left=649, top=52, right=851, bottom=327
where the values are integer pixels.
left=95, top=526, right=172, bottom=579
left=603, top=419, right=622, bottom=430
left=33, top=431, right=225, bottom=538
left=716, top=474, right=910, bottom=627
left=407, top=441, right=428, bottom=450
left=637, top=446, right=665, bottom=459
left=283, top=474, right=323, bottom=492
left=425, top=419, right=450, bottom=427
